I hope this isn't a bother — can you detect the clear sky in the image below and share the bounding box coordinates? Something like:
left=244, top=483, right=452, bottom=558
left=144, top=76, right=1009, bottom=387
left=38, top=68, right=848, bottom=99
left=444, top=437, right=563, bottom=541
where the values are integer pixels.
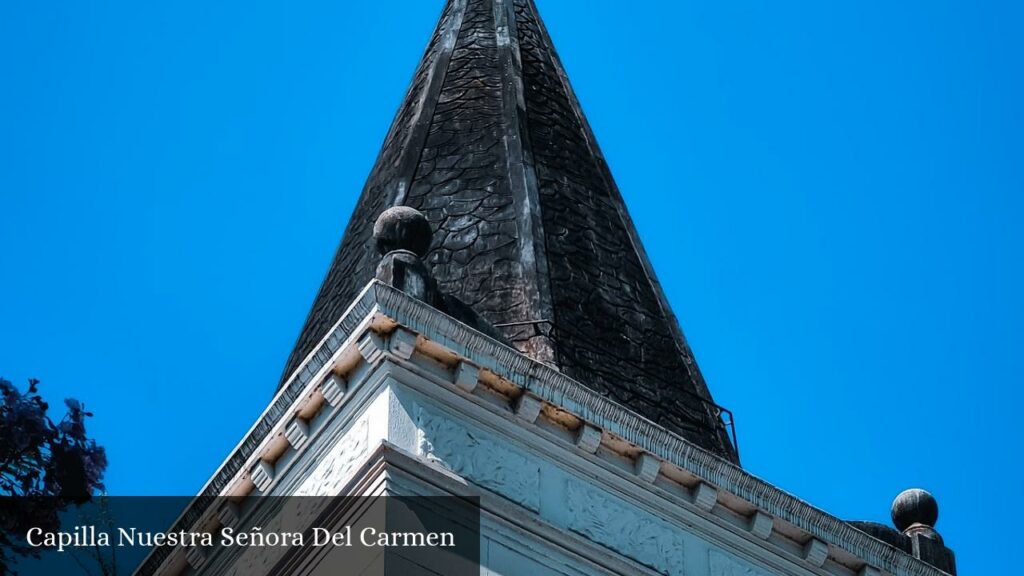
left=1, top=1, right=1020, bottom=573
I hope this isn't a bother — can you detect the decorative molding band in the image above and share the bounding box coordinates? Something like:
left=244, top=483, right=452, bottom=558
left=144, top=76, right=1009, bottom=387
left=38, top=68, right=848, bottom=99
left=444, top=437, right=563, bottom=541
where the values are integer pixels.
left=360, top=280, right=950, bottom=573
left=136, top=281, right=949, bottom=576
left=135, top=283, right=383, bottom=575
left=358, top=282, right=951, bottom=576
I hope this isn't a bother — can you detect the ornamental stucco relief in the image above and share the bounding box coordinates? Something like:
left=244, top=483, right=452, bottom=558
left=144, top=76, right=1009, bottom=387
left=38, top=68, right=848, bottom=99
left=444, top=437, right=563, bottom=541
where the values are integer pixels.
left=566, top=480, right=685, bottom=575
left=295, top=418, right=369, bottom=497
left=417, top=407, right=540, bottom=510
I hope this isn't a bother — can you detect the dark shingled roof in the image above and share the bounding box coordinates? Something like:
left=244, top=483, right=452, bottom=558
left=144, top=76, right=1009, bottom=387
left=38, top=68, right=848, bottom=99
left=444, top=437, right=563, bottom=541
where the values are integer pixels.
left=281, top=0, right=738, bottom=462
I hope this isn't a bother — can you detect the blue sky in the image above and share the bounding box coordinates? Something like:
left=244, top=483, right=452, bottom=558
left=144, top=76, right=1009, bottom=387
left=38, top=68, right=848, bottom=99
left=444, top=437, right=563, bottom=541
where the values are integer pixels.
left=1, top=1, right=1020, bottom=573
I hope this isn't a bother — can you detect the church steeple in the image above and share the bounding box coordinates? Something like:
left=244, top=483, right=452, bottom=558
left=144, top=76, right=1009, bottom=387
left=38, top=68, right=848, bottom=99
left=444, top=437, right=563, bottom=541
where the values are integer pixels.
left=281, top=0, right=738, bottom=462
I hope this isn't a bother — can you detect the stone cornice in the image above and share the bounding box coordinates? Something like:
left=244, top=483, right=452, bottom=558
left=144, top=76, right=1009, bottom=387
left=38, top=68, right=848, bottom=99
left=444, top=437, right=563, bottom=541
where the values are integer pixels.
left=357, top=283, right=950, bottom=576
left=136, top=281, right=950, bottom=576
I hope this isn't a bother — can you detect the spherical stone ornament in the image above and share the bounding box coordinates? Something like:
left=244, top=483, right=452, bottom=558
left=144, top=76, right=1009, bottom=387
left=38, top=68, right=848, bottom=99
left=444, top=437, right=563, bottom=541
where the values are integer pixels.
left=373, top=206, right=432, bottom=257
left=891, top=488, right=939, bottom=532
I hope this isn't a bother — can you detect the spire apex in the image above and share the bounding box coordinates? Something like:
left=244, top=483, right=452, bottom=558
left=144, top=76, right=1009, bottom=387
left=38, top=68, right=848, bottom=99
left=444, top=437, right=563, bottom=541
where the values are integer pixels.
left=282, top=0, right=738, bottom=462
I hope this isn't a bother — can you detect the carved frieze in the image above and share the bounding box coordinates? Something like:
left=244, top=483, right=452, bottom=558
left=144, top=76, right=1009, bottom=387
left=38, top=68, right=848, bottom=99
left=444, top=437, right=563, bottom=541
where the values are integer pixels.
left=417, top=407, right=540, bottom=511
left=566, top=480, right=685, bottom=575
left=295, top=419, right=369, bottom=497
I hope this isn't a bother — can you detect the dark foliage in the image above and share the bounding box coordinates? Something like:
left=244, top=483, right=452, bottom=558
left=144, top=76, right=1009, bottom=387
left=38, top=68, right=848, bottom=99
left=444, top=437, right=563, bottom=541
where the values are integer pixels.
left=0, top=378, right=107, bottom=574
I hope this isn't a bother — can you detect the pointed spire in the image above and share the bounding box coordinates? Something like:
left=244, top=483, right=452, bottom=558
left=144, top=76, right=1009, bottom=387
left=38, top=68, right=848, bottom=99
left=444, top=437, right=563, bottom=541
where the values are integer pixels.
left=282, top=0, right=738, bottom=462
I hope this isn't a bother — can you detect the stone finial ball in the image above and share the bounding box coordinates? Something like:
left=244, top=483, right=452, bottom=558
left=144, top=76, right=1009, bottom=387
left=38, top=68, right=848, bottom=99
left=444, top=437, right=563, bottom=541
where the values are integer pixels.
left=373, top=206, right=432, bottom=257
left=891, top=488, right=938, bottom=532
